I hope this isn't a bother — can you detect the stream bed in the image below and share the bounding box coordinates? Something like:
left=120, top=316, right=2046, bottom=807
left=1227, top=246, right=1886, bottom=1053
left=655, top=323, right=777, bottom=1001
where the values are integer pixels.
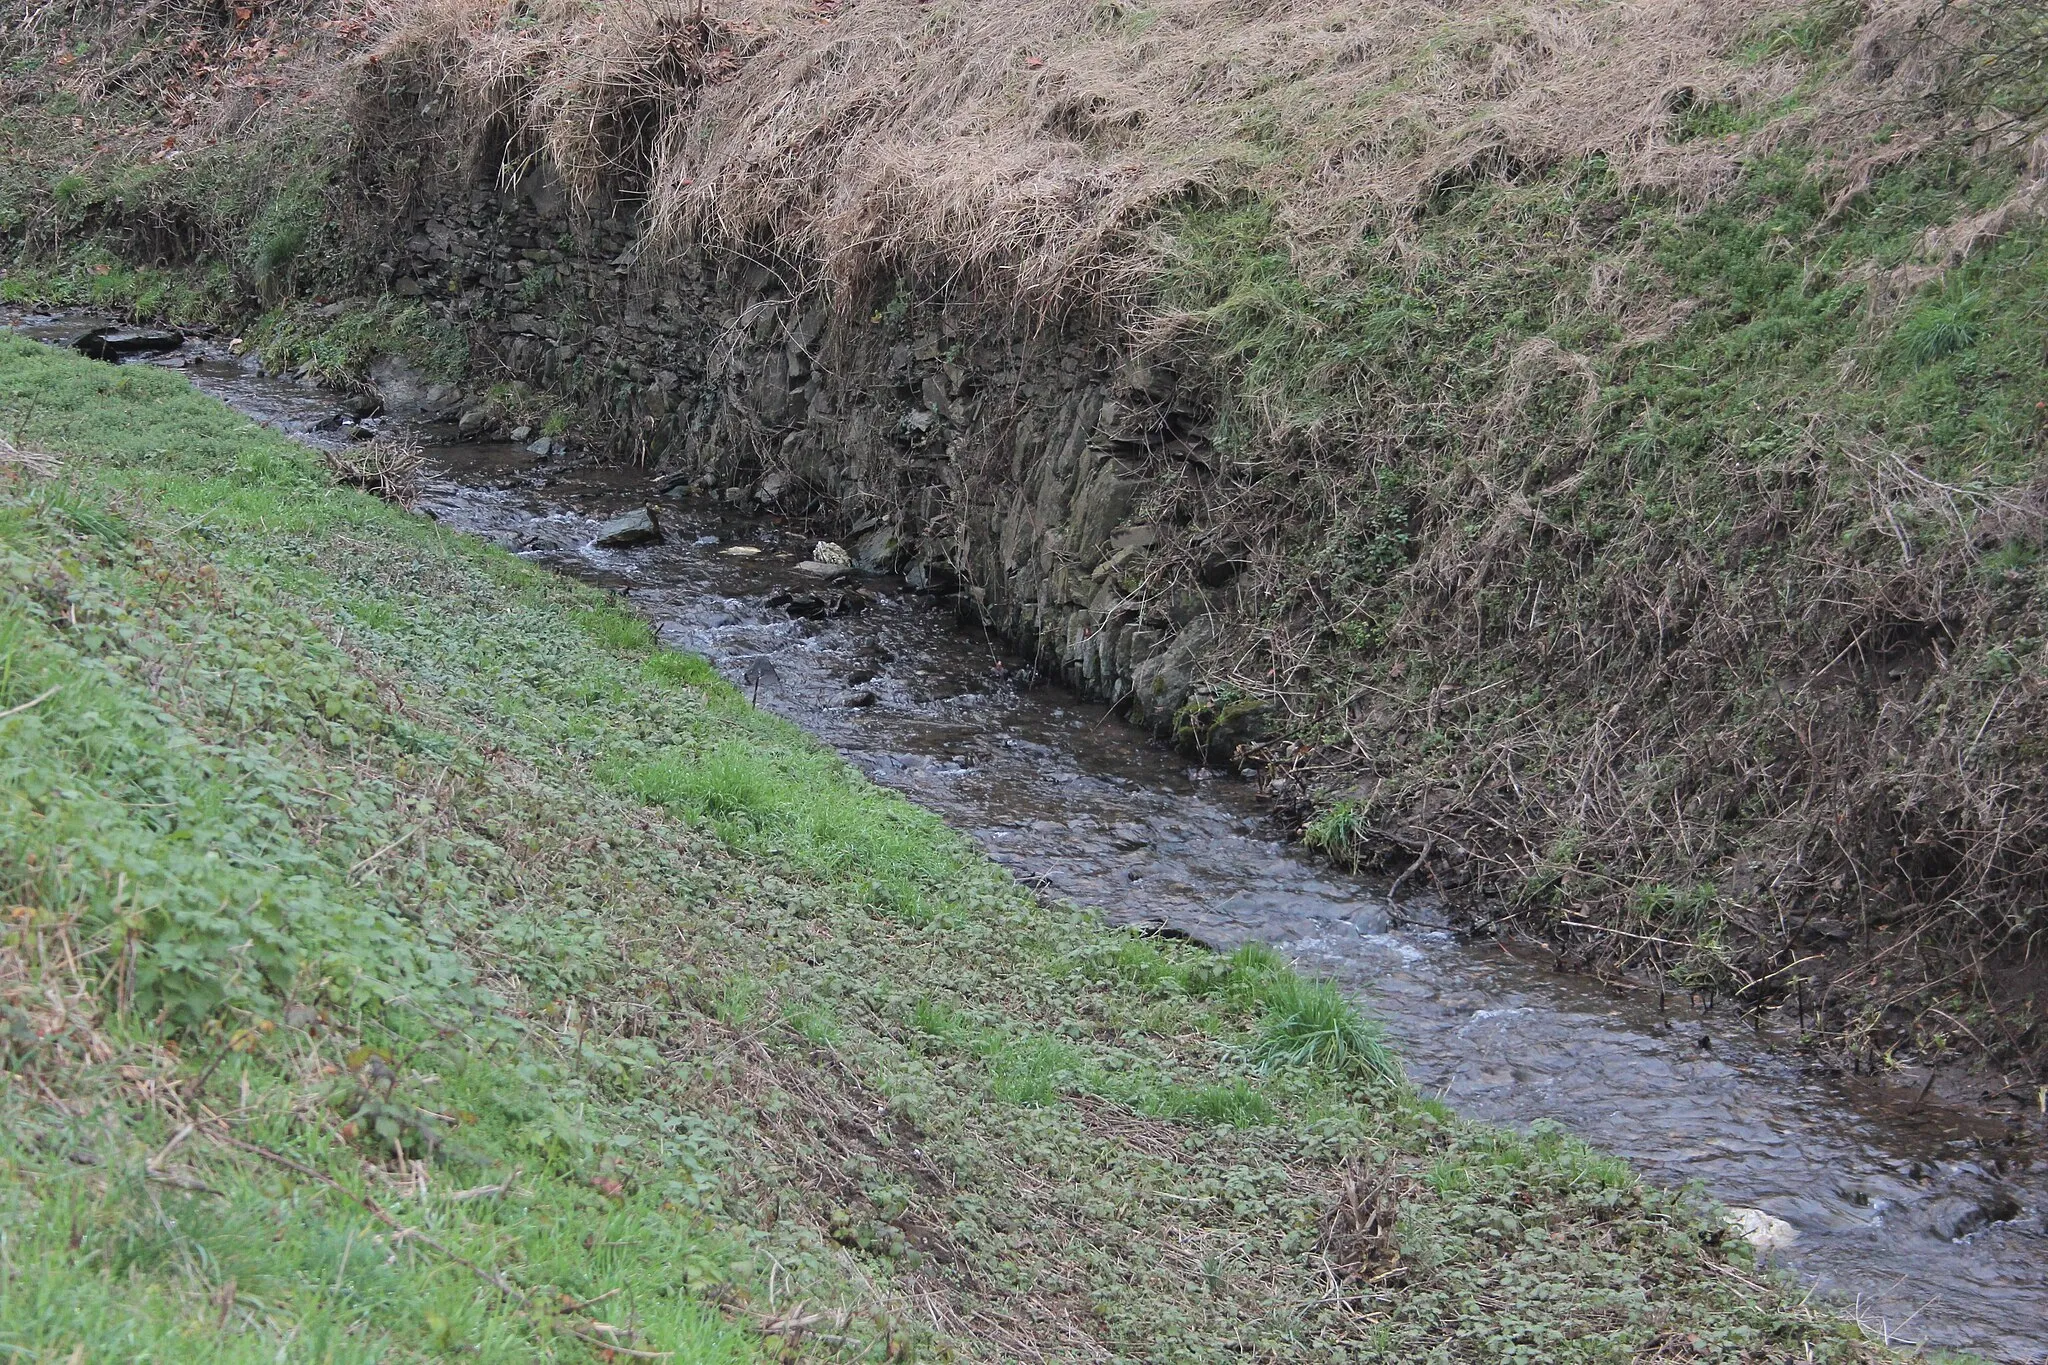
left=12, top=316, right=2048, bottom=1360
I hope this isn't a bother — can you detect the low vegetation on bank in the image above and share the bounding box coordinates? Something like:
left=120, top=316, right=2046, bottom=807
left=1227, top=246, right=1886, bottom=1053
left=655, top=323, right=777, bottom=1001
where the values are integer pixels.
left=0, top=338, right=1894, bottom=1358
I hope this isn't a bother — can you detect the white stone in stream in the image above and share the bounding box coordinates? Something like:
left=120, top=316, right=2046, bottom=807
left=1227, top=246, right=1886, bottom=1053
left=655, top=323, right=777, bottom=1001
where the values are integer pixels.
left=1726, top=1207, right=1797, bottom=1253
left=794, top=559, right=850, bottom=580
left=812, top=540, right=851, bottom=566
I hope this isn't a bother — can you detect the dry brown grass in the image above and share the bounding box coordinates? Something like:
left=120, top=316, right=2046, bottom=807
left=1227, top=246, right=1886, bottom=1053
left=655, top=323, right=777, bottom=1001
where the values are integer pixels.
left=0, top=435, right=60, bottom=477
left=323, top=430, right=425, bottom=504
left=3, top=0, right=377, bottom=152
left=358, top=0, right=1942, bottom=310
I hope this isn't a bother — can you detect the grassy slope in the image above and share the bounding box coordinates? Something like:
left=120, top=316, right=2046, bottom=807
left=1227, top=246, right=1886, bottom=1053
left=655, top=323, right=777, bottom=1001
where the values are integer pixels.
left=0, top=339, right=1894, bottom=1361
left=313, top=0, right=2047, bottom=1070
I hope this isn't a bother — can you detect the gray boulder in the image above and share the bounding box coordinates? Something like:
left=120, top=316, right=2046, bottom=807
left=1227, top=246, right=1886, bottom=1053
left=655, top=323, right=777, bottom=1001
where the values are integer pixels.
left=753, top=469, right=798, bottom=507
left=593, top=507, right=661, bottom=548
left=794, top=559, right=850, bottom=580
left=368, top=356, right=432, bottom=416
left=1921, top=1188, right=2023, bottom=1241
left=1128, top=617, right=1220, bottom=728
left=852, top=524, right=907, bottom=573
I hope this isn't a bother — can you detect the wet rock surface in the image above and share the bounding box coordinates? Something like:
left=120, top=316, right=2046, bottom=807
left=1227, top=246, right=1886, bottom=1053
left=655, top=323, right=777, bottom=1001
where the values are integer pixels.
left=10, top=309, right=2048, bottom=1363
left=592, top=506, right=661, bottom=547
left=1921, top=1188, right=2025, bottom=1242
left=73, top=327, right=185, bottom=361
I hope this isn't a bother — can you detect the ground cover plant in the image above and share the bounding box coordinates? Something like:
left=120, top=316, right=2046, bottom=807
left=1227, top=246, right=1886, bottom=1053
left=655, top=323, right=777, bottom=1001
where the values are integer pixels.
left=0, top=337, right=1908, bottom=1359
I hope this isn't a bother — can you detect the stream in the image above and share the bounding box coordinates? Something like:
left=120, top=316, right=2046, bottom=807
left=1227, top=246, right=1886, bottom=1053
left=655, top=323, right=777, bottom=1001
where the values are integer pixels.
left=11, top=315, right=2047, bottom=1360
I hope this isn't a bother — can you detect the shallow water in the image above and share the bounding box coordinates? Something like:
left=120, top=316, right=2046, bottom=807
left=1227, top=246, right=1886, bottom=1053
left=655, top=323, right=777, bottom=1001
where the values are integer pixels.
left=12, top=315, right=2047, bottom=1360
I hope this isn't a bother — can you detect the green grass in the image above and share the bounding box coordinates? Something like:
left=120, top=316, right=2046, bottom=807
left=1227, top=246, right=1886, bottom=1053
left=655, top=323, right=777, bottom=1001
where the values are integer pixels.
left=646, top=648, right=730, bottom=690
left=245, top=296, right=470, bottom=390
left=0, top=245, right=240, bottom=325
left=0, top=334, right=1892, bottom=1361
left=1147, top=1078, right=1277, bottom=1126
left=1254, top=976, right=1398, bottom=1085
left=604, top=740, right=972, bottom=919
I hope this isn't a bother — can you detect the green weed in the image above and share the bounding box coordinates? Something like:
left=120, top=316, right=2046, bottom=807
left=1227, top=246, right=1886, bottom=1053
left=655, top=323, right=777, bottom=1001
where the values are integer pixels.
left=1254, top=976, right=1398, bottom=1086
left=577, top=604, right=658, bottom=653
left=246, top=297, right=469, bottom=391
left=1147, top=1079, right=1276, bottom=1126
left=988, top=1035, right=1091, bottom=1105
left=909, top=995, right=976, bottom=1046
left=608, top=740, right=967, bottom=915
left=1895, top=289, right=1983, bottom=366
left=645, top=648, right=728, bottom=689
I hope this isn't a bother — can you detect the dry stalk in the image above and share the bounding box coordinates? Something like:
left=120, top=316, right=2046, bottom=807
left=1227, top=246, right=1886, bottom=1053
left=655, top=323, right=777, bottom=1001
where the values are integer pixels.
left=355, top=0, right=1979, bottom=311
left=0, top=435, right=59, bottom=477
left=323, top=432, right=426, bottom=506
left=1317, top=1154, right=1404, bottom=1287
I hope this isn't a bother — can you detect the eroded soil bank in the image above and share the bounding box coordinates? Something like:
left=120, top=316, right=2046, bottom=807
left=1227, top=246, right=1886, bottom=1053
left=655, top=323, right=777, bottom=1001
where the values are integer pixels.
left=26, top=315, right=2041, bottom=1360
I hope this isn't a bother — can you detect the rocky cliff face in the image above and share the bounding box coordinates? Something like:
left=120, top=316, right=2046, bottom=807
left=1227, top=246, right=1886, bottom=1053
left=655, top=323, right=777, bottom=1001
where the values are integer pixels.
left=390, top=173, right=1232, bottom=730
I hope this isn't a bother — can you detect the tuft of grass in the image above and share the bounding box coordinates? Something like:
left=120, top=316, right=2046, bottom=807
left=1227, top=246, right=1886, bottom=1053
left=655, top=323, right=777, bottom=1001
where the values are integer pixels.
left=1254, top=975, right=1398, bottom=1086
left=577, top=604, right=658, bottom=653
left=645, top=648, right=727, bottom=689
left=34, top=484, right=129, bottom=545
left=1894, top=290, right=1982, bottom=367
left=712, top=973, right=765, bottom=1026
left=781, top=1000, right=839, bottom=1044
left=1147, top=1079, right=1276, bottom=1126
left=987, top=1035, right=1091, bottom=1106
left=909, top=995, right=976, bottom=1046
left=245, top=298, right=470, bottom=392
left=1301, top=799, right=1373, bottom=867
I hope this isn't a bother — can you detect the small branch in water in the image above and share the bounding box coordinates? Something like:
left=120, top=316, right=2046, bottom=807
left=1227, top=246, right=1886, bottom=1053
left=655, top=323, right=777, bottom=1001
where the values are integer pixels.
left=1558, top=919, right=1689, bottom=949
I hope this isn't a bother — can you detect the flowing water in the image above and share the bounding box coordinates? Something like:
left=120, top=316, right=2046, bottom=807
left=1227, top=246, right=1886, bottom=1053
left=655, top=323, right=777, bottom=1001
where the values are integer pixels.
left=12, top=316, right=2047, bottom=1360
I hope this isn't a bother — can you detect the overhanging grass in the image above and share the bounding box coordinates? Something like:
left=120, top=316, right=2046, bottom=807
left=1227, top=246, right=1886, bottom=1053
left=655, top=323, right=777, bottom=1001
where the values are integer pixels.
left=1150, top=136, right=2048, bottom=1061
left=1253, top=976, right=1398, bottom=1086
